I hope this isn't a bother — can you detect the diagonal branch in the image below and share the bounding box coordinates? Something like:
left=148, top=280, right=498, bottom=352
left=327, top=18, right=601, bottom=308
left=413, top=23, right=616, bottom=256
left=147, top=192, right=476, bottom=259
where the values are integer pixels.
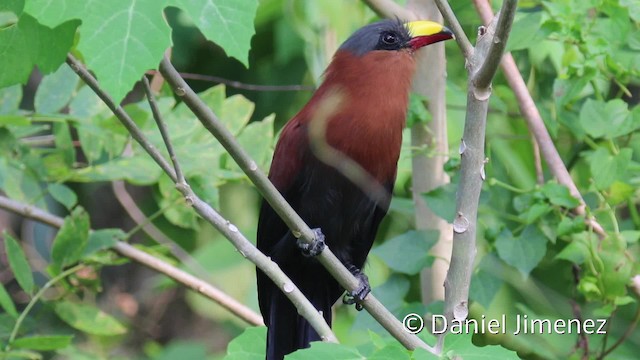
left=65, top=55, right=337, bottom=343
left=433, top=0, right=474, bottom=59
left=158, top=56, right=436, bottom=353
left=0, top=195, right=264, bottom=326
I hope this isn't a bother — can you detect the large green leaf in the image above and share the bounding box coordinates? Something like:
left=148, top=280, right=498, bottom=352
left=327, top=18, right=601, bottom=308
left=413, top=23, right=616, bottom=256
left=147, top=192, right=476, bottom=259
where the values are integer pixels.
left=0, top=13, right=78, bottom=88
left=588, top=147, right=632, bottom=190
left=34, top=65, right=78, bottom=114
left=0, top=281, right=18, bottom=318
left=495, top=226, right=548, bottom=277
left=51, top=207, right=90, bottom=271
left=224, top=326, right=266, bottom=360
left=371, top=230, right=438, bottom=275
left=12, top=335, right=74, bottom=351
left=3, top=231, right=34, bottom=294
left=24, top=0, right=258, bottom=103
left=54, top=301, right=127, bottom=336
left=174, top=0, right=259, bottom=66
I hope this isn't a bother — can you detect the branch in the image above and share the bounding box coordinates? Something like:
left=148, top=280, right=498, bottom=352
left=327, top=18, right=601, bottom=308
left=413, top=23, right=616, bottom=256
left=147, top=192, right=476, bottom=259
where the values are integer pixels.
left=472, top=0, right=606, bottom=238
left=0, top=195, right=264, bottom=326
left=65, top=55, right=337, bottom=341
left=65, top=56, right=177, bottom=182
left=438, top=0, right=518, bottom=351
left=111, top=180, right=210, bottom=278
left=432, top=0, right=474, bottom=59
left=146, top=70, right=315, bottom=92
left=473, top=0, right=517, bottom=88
left=158, top=56, right=436, bottom=353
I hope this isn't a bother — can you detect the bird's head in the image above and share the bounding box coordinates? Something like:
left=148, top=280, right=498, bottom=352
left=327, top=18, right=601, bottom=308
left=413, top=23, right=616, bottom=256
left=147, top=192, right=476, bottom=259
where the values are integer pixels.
left=339, top=19, right=454, bottom=56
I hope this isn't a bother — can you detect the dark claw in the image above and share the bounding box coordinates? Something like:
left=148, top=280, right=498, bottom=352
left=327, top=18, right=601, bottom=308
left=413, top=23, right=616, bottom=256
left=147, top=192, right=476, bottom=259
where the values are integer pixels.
left=296, top=228, right=326, bottom=257
left=342, top=268, right=370, bottom=311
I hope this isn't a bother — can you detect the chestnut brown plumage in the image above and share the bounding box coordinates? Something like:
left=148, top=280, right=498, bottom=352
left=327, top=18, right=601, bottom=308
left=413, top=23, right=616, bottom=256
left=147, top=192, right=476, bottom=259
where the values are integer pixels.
left=256, top=19, right=453, bottom=360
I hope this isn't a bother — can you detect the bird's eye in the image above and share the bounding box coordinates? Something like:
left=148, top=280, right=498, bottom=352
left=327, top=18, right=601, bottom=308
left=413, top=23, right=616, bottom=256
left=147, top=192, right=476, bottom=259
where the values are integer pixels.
left=381, top=32, right=398, bottom=45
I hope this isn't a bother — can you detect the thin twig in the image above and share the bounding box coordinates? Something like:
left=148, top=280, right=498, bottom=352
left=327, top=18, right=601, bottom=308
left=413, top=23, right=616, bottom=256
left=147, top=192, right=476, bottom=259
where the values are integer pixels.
left=142, top=76, right=185, bottom=184
left=65, top=55, right=177, bottom=182
left=433, top=0, right=474, bottom=59
left=111, top=180, right=209, bottom=278
left=64, top=55, right=335, bottom=339
left=146, top=70, right=315, bottom=92
left=599, top=304, right=640, bottom=359
left=471, top=0, right=606, bottom=238
left=0, top=195, right=264, bottom=326
left=6, top=264, right=84, bottom=349
left=158, top=56, right=436, bottom=353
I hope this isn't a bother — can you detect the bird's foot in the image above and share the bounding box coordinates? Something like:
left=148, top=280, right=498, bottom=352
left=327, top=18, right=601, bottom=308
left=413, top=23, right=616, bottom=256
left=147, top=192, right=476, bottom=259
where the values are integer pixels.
left=342, top=267, right=371, bottom=311
left=296, top=228, right=326, bottom=257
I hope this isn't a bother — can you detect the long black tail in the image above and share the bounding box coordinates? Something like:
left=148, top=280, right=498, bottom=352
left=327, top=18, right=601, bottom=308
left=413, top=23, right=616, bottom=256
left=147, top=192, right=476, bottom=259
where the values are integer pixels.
left=265, top=287, right=333, bottom=360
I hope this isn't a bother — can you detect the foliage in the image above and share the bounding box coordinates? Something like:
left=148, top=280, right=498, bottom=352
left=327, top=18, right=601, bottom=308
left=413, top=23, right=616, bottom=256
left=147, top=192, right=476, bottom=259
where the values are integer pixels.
left=0, top=0, right=638, bottom=359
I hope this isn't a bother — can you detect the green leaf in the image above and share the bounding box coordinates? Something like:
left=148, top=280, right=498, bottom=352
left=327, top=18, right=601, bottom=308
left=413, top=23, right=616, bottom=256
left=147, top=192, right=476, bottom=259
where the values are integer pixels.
left=620, top=230, right=640, bottom=244
left=0, top=13, right=78, bottom=88
left=25, top=0, right=171, bottom=104
left=0, top=84, right=23, bottom=114
left=82, top=229, right=124, bottom=257
left=154, top=341, right=208, bottom=360
left=406, top=93, right=431, bottom=128
left=51, top=207, right=90, bottom=270
left=234, top=114, right=275, bottom=171
left=620, top=0, right=640, bottom=22
left=518, top=202, right=551, bottom=224
left=53, top=122, right=76, bottom=168
left=54, top=301, right=126, bottom=336
left=34, top=65, right=78, bottom=114
left=495, top=226, right=548, bottom=277
left=588, top=147, right=632, bottom=190
left=219, top=94, right=255, bottom=136
left=540, top=182, right=580, bottom=208
left=557, top=215, right=585, bottom=237
left=224, top=326, right=266, bottom=360
left=287, top=342, right=364, bottom=360
left=12, top=335, right=74, bottom=351
left=371, top=230, right=438, bottom=275
left=608, top=181, right=635, bottom=206
left=48, top=183, right=77, bottom=210
left=0, top=0, right=24, bottom=15
left=555, top=239, right=590, bottom=264
left=0, top=115, right=30, bottom=126
left=470, top=270, right=503, bottom=308
left=444, top=331, right=519, bottom=359
left=579, top=99, right=637, bottom=138
left=423, top=183, right=457, bottom=222
left=506, top=11, right=543, bottom=52
left=3, top=231, right=34, bottom=294
left=0, top=281, right=18, bottom=317
left=173, top=0, right=259, bottom=67
left=368, top=343, right=411, bottom=360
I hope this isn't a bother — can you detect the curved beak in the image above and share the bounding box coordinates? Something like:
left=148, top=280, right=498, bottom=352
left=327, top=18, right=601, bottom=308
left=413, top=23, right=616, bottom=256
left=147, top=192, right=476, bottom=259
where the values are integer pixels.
left=406, top=20, right=454, bottom=50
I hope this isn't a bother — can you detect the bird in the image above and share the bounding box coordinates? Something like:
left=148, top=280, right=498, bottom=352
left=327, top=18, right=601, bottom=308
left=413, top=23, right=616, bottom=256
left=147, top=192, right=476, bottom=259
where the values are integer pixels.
left=256, top=19, right=453, bottom=360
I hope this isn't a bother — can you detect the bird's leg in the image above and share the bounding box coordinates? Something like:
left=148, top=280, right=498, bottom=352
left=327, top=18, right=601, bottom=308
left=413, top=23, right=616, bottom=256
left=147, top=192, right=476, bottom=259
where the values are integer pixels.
left=296, top=228, right=326, bottom=257
left=342, top=265, right=371, bottom=311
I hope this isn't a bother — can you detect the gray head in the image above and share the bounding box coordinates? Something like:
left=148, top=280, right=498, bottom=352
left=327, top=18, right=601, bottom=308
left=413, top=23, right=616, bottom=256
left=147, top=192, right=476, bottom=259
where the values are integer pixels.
left=338, top=19, right=454, bottom=57
left=338, top=19, right=412, bottom=56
